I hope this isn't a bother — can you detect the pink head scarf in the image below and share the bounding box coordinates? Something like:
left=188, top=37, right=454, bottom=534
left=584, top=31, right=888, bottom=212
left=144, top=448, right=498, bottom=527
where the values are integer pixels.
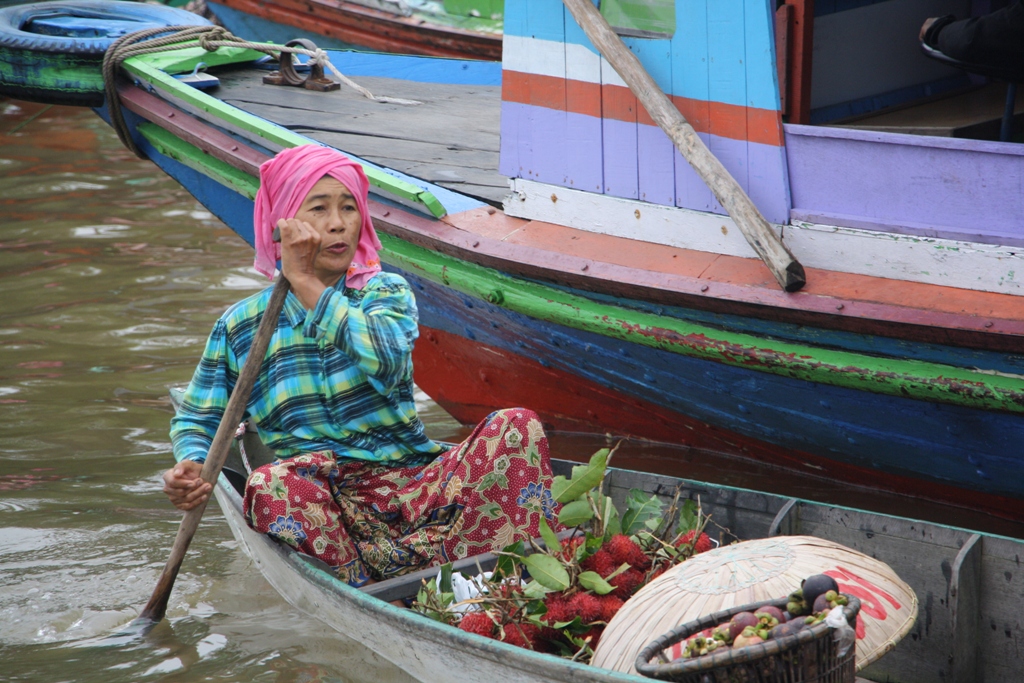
left=252, top=144, right=382, bottom=289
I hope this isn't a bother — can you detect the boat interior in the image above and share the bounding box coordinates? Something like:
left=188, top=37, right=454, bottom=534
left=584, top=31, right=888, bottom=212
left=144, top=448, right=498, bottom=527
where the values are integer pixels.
left=784, top=0, right=1023, bottom=141
left=204, top=400, right=1024, bottom=683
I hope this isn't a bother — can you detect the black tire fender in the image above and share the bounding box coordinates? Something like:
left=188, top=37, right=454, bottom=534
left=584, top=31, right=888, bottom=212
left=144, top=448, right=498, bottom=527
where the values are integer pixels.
left=0, top=0, right=211, bottom=54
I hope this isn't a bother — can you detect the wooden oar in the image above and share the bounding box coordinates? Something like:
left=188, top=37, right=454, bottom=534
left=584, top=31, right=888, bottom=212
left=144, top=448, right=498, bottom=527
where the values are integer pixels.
left=561, top=0, right=806, bottom=293
left=135, top=274, right=291, bottom=627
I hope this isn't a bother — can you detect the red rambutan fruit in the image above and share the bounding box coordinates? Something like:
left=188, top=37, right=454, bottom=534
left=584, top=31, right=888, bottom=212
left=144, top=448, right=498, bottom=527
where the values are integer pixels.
left=609, top=568, right=644, bottom=599
left=500, top=622, right=540, bottom=649
left=459, top=611, right=495, bottom=638
left=597, top=595, right=625, bottom=622
left=581, top=548, right=617, bottom=578
left=604, top=533, right=651, bottom=570
left=605, top=534, right=638, bottom=565
left=568, top=592, right=603, bottom=623
left=543, top=594, right=573, bottom=624
left=677, top=530, right=713, bottom=554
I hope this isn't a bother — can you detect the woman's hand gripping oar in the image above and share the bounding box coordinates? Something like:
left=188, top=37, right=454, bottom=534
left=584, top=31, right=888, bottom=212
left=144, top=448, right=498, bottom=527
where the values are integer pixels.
left=134, top=269, right=290, bottom=630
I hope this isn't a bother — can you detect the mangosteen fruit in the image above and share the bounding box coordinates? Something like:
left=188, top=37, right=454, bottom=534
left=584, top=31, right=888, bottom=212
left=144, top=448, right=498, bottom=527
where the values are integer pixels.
left=732, top=626, right=765, bottom=649
left=728, top=612, right=759, bottom=641
left=768, top=619, right=807, bottom=640
left=800, top=574, right=839, bottom=606
left=755, top=605, right=784, bottom=623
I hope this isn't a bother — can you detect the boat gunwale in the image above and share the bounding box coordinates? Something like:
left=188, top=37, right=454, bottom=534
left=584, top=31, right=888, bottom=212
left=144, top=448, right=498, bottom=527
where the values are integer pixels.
left=205, top=449, right=1024, bottom=683
left=380, top=206, right=1024, bottom=352
left=107, top=67, right=1024, bottom=354
left=210, top=467, right=654, bottom=683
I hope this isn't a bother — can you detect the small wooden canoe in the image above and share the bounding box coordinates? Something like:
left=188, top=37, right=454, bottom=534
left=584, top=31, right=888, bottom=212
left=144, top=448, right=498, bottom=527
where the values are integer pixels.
left=201, top=407, right=1024, bottom=683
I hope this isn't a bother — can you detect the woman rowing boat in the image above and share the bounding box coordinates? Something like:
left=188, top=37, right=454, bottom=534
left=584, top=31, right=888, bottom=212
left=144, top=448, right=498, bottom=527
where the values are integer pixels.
left=161, top=144, right=557, bottom=586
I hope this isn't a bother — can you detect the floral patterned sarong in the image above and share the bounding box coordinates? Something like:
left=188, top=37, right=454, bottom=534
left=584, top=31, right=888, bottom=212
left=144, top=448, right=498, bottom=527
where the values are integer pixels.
left=243, top=408, right=557, bottom=586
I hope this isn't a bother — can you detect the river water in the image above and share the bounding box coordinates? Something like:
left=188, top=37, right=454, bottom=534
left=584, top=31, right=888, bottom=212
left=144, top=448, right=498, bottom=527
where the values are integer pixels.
left=0, top=100, right=439, bottom=683
left=2, top=100, right=1021, bottom=683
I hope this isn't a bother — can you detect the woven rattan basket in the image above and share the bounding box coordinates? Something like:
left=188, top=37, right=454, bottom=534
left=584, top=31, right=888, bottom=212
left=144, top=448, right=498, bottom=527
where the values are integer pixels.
left=592, top=536, right=918, bottom=675
left=635, top=595, right=861, bottom=683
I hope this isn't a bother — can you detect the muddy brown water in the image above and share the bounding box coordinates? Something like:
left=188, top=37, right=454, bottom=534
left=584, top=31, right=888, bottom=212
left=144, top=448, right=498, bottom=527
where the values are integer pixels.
left=1, top=100, right=1020, bottom=683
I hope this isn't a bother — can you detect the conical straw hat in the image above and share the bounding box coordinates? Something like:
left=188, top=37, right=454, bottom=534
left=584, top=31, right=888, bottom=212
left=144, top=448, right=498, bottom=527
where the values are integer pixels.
left=592, top=535, right=917, bottom=675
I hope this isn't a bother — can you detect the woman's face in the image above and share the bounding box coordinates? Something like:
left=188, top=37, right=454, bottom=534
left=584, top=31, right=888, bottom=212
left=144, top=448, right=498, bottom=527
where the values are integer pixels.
left=295, top=176, right=362, bottom=286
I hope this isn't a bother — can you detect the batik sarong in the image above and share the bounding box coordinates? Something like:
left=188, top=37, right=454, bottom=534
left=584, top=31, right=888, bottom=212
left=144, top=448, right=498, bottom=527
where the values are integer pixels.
left=243, top=408, right=557, bottom=586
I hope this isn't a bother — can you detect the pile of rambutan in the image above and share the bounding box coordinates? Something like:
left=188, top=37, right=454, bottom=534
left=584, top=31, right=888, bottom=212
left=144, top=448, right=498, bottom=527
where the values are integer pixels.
left=413, top=446, right=724, bottom=664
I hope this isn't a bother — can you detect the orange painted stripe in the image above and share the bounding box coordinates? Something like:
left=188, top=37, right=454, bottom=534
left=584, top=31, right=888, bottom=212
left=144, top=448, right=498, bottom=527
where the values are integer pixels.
left=601, top=83, right=636, bottom=121
left=502, top=70, right=784, bottom=147
left=565, top=79, right=601, bottom=118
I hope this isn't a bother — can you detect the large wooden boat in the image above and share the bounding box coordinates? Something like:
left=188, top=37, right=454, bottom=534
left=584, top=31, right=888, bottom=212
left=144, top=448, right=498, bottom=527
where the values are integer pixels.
left=203, top=0, right=502, bottom=59
left=3, top=0, right=1023, bottom=524
left=200, top=397, right=1024, bottom=683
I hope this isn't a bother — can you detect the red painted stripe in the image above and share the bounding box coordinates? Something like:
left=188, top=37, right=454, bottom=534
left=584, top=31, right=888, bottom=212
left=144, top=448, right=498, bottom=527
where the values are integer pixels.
left=214, top=0, right=502, bottom=60
left=413, top=326, right=1024, bottom=528
left=502, top=70, right=784, bottom=146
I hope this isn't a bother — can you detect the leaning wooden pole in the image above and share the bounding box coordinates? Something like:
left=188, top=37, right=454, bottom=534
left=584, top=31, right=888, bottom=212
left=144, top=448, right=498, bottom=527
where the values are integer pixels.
left=136, top=275, right=291, bottom=625
left=561, top=0, right=806, bottom=292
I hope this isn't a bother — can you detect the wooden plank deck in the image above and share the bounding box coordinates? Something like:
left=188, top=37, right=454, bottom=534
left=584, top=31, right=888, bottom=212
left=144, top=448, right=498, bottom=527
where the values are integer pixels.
left=214, top=66, right=508, bottom=203
left=834, top=82, right=1024, bottom=139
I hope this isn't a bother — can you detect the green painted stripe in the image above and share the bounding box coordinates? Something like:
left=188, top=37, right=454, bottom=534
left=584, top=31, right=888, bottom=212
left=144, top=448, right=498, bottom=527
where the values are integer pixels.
left=121, top=48, right=447, bottom=218
left=380, top=234, right=1024, bottom=413
left=138, top=122, right=260, bottom=199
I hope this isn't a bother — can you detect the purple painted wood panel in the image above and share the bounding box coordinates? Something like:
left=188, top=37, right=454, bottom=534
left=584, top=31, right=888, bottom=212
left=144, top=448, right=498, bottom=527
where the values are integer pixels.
left=638, top=123, right=676, bottom=205
left=602, top=111, right=640, bottom=200
left=505, top=102, right=792, bottom=224
left=675, top=132, right=723, bottom=214
left=565, top=110, right=604, bottom=192
left=747, top=141, right=792, bottom=223
left=499, top=101, right=521, bottom=178
left=785, top=124, right=1024, bottom=245
left=500, top=102, right=569, bottom=185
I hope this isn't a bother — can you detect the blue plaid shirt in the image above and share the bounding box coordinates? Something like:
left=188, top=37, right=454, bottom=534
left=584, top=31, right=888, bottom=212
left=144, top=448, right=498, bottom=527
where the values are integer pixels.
left=171, top=272, right=444, bottom=465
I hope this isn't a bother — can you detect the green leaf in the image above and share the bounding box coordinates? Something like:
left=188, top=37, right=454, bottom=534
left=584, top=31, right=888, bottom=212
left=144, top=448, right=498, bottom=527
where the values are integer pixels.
left=605, top=562, right=630, bottom=581
left=558, top=499, right=595, bottom=527
left=621, top=488, right=665, bottom=535
left=598, top=493, right=621, bottom=538
left=523, top=579, right=554, bottom=599
left=549, top=475, right=572, bottom=504
left=578, top=571, right=615, bottom=595
left=553, top=615, right=589, bottom=633
left=494, top=541, right=525, bottom=578
left=438, top=563, right=453, bottom=594
left=551, top=449, right=609, bottom=503
left=522, top=554, right=571, bottom=591
left=538, top=517, right=561, bottom=554
left=574, top=539, right=589, bottom=563
left=679, top=498, right=699, bottom=533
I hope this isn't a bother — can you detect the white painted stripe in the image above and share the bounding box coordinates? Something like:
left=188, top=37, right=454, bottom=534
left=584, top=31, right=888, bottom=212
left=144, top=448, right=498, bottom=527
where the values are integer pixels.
left=506, top=178, right=763, bottom=258
left=503, top=35, right=624, bottom=86
left=505, top=178, right=1024, bottom=294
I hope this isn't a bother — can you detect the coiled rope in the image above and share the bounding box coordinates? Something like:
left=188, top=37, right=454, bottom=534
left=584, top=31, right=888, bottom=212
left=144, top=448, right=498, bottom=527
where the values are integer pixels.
left=102, top=25, right=420, bottom=158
